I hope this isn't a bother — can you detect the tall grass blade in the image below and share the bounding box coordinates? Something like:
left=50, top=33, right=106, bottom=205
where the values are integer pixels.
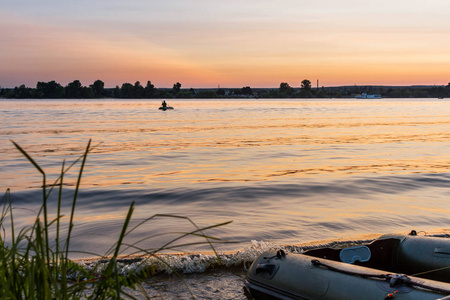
left=11, top=140, right=51, bottom=267
left=66, top=139, right=91, bottom=259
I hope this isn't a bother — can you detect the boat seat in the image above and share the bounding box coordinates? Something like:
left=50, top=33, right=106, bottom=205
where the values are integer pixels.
left=340, top=245, right=371, bottom=264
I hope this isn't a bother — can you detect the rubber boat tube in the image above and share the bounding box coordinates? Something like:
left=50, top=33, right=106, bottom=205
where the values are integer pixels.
left=246, top=234, right=450, bottom=300
left=301, top=234, right=450, bottom=282
left=246, top=250, right=450, bottom=300
left=395, top=235, right=450, bottom=280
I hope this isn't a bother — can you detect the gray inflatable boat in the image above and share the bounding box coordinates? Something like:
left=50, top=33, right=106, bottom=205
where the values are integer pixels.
left=245, top=232, right=450, bottom=300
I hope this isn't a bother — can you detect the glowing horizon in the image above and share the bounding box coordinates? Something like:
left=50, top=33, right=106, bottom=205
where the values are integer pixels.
left=2, top=0, right=450, bottom=89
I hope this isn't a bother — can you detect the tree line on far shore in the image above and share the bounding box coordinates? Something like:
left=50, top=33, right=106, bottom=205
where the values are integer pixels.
left=1, top=79, right=450, bottom=99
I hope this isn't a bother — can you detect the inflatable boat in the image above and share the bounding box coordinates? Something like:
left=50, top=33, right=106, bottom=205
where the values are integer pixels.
left=159, top=106, right=174, bottom=111
left=245, top=232, right=450, bottom=300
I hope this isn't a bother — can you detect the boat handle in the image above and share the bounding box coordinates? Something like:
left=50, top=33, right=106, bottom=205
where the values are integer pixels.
left=434, top=248, right=450, bottom=255
left=255, top=263, right=279, bottom=279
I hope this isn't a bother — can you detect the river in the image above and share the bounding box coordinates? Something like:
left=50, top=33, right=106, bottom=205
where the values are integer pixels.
left=1, top=98, right=449, bottom=298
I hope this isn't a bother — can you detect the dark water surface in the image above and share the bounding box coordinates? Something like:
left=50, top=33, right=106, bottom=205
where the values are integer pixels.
left=1, top=99, right=449, bottom=298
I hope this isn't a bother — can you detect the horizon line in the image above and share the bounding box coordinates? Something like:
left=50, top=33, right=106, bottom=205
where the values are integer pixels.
left=1, top=82, right=449, bottom=90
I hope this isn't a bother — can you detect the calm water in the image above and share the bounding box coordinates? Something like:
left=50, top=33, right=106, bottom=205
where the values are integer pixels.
left=1, top=99, right=449, bottom=297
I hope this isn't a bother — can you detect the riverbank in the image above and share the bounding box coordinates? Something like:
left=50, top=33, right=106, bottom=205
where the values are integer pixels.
left=2, top=82, right=449, bottom=99
left=72, top=231, right=450, bottom=299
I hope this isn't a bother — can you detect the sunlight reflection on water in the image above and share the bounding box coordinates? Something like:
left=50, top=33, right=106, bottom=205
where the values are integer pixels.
left=1, top=99, right=449, bottom=257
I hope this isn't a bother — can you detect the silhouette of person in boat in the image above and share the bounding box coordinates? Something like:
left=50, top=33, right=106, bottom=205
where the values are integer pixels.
left=162, top=100, right=167, bottom=108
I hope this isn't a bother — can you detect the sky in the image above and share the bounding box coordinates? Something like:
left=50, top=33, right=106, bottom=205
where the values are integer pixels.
left=1, top=0, right=450, bottom=88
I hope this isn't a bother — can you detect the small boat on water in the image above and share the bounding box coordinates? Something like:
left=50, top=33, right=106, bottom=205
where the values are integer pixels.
left=159, top=100, right=174, bottom=110
left=158, top=106, right=174, bottom=111
left=355, top=93, right=382, bottom=99
left=245, top=231, right=450, bottom=300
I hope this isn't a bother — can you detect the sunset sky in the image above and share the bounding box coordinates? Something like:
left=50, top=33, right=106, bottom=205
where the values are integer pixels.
left=2, top=0, right=450, bottom=88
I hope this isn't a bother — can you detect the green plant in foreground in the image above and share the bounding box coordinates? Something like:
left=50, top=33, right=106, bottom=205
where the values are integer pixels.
left=0, top=140, right=231, bottom=299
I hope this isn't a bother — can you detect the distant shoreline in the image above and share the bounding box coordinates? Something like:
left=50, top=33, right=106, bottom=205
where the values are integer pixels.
left=1, top=79, right=449, bottom=99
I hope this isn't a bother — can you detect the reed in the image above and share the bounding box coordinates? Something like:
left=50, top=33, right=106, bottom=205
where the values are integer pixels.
left=0, top=140, right=230, bottom=299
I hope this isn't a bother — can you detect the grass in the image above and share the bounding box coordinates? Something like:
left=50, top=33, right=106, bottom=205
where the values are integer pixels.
left=0, top=140, right=231, bottom=299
